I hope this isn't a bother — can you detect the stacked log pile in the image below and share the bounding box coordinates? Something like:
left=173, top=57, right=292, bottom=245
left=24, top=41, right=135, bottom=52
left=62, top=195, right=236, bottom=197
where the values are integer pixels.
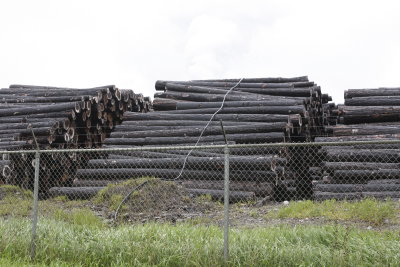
left=0, top=84, right=150, bottom=193
left=66, top=76, right=333, bottom=201
left=313, top=87, right=400, bottom=200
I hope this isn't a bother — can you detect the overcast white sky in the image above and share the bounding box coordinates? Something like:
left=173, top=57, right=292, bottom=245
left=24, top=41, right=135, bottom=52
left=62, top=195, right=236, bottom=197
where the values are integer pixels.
left=0, top=0, right=399, bottom=103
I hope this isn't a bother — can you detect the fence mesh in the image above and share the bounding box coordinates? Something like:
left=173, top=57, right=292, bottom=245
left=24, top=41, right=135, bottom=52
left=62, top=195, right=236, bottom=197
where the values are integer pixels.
left=1, top=140, right=400, bottom=260
left=3, top=140, right=400, bottom=206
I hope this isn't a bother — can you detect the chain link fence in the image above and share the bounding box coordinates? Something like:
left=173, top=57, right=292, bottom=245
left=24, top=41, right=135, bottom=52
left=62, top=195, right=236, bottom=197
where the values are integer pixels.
left=1, top=139, right=400, bottom=260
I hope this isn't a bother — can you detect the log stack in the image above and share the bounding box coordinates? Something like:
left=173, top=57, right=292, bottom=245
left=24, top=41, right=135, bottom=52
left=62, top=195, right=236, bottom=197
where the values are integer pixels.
left=0, top=84, right=150, bottom=193
left=65, top=76, right=333, bottom=201
left=313, top=87, right=400, bottom=200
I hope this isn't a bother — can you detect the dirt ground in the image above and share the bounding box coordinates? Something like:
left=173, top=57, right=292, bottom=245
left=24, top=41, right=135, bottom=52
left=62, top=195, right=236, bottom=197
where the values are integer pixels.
left=1, top=180, right=400, bottom=231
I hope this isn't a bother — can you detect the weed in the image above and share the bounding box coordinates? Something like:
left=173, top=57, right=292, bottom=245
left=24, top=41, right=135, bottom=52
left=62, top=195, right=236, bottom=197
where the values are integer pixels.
left=268, top=198, right=397, bottom=225
left=1, top=218, right=400, bottom=266
left=249, top=210, right=260, bottom=218
left=52, top=208, right=104, bottom=228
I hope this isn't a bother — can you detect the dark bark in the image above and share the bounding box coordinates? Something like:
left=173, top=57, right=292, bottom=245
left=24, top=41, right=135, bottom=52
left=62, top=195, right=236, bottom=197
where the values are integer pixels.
left=49, top=186, right=103, bottom=199
left=75, top=168, right=279, bottom=182
left=315, top=134, right=400, bottom=142
left=164, top=83, right=317, bottom=97
left=0, top=102, right=82, bottom=117
left=122, top=112, right=290, bottom=123
left=314, top=191, right=400, bottom=200
left=322, top=161, right=400, bottom=172
left=155, top=76, right=309, bottom=90
left=179, top=180, right=274, bottom=197
left=345, top=96, right=400, bottom=106
left=86, top=155, right=280, bottom=171
left=333, top=169, right=400, bottom=181
left=323, top=149, right=400, bottom=162
left=155, top=91, right=305, bottom=103
left=326, top=124, right=400, bottom=136
left=113, top=122, right=284, bottom=132
left=163, top=105, right=306, bottom=115
left=153, top=99, right=305, bottom=111
left=338, top=105, right=400, bottom=124
left=110, top=123, right=288, bottom=139
left=314, top=191, right=361, bottom=201
left=345, top=88, right=400, bottom=98
left=0, top=95, right=92, bottom=104
left=105, top=132, right=286, bottom=146
left=315, top=183, right=400, bottom=192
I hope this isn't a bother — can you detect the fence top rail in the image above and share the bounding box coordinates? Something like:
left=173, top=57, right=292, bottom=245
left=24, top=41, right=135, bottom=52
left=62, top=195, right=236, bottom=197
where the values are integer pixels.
left=1, top=139, right=400, bottom=154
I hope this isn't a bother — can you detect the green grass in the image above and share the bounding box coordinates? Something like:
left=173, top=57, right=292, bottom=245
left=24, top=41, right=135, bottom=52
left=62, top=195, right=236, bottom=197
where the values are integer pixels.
left=0, top=218, right=400, bottom=266
left=269, top=198, right=397, bottom=225
left=0, top=185, right=33, bottom=217
left=52, top=208, right=105, bottom=228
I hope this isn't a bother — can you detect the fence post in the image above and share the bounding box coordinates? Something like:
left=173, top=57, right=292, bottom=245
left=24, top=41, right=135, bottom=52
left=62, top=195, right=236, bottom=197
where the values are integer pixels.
left=30, top=150, right=40, bottom=260
left=223, top=145, right=230, bottom=262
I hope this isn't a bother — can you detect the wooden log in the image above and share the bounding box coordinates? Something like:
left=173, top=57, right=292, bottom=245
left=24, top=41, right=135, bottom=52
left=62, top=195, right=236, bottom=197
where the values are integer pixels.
left=72, top=179, right=123, bottom=187
left=315, top=183, right=400, bottom=193
left=105, top=132, right=286, bottom=146
left=0, top=121, right=59, bottom=131
left=153, top=99, right=305, bottom=111
left=315, top=135, right=400, bottom=142
left=0, top=95, right=93, bottom=104
left=122, top=112, right=291, bottom=123
left=113, top=122, right=283, bottom=132
left=155, top=91, right=305, bottom=103
left=110, top=123, right=288, bottom=139
left=156, top=80, right=313, bottom=90
left=114, top=120, right=282, bottom=127
left=363, top=191, right=400, bottom=199
left=163, top=105, right=306, bottom=115
left=75, top=168, right=279, bottom=182
left=164, top=83, right=317, bottom=96
left=229, top=87, right=318, bottom=97
left=192, top=76, right=310, bottom=83
left=2, top=86, right=110, bottom=95
left=314, top=191, right=361, bottom=201
left=345, top=96, right=400, bottom=106
left=322, top=161, right=400, bottom=172
left=155, top=76, right=309, bottom=90
left=0, top=102, right=82, bottom=117
left=320, top=144, right=400, bottom=150
left=179, top=180, right=273, bottom=197
left=309, top=167, right=322, bottom=175
left=106, top=151, right=207, bottom=159
left=0, top=127, right=55, bottom=136
left=326, top=124, right=400, bottom=136
left=368, top=179, right=400, bottom=184
left=49, top=186, right=103, bottom=199
left=86, top=155, right=280, bottom=171
left=324, top=149, right=400, bottom=162
left=165, top=83, right=261, bottom=95
left=338, top=105, right=400, bottom=124
left=0, top=160, right=10, bottom=169
left=0, top=141, right=29, bottom=150
left=333, top=169, right=400, bottom=181
left=9, top=84, right=115, bottom=91
left=104, top=147, right=247, bottom=159
left=163, top=146, right=286, bottom=157
left=345, top=88, right=400, bottom=98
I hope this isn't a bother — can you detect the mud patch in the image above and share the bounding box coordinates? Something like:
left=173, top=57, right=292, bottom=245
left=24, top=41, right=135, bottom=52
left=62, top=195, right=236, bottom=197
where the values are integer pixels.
left=0, top=185, right=32, bottom=201
left=92, top=177, right=220, bottom=223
